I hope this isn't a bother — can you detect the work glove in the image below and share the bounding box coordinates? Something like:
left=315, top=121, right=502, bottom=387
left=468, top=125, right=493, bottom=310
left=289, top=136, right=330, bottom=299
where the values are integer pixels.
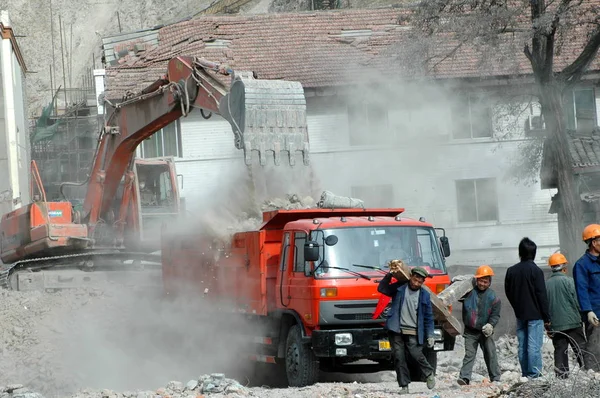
left=588, top=311, right=600, bottom=327
left=482, top=323, right=494, bottom=337
left=427, top=337, right=435, bottom=348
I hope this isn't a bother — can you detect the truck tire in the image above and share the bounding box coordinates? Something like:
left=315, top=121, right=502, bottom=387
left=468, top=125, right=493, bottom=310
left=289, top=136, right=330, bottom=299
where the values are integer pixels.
left=285, top=324, right=319, bottom=387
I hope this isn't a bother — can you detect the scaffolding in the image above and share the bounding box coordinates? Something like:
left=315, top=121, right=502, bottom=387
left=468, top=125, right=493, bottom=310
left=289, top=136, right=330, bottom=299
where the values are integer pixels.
left=29, top=67, right=99, bottom=203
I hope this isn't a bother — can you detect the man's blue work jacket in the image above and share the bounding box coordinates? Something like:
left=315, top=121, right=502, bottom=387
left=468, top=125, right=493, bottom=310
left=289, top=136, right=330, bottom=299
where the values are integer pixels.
left=377, top=274, right=434, bottom=345
left=573, top=251, right=600, bottom=314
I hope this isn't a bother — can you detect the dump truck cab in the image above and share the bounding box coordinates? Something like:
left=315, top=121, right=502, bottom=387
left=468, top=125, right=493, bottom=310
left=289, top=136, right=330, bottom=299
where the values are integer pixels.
left=272, top=209, right=454, bottom=377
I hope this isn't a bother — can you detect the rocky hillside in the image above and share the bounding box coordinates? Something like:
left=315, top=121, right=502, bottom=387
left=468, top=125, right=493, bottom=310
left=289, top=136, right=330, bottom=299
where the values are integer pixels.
left=1, top=0, right=404, bottom=118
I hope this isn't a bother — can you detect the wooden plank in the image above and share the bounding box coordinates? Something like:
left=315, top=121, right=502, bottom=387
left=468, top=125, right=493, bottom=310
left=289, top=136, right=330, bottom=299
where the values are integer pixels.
left=389, top=260, right=467, bottom=337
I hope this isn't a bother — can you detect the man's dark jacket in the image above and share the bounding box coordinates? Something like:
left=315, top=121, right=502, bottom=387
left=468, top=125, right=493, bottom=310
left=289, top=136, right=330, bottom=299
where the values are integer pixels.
left=504, top=260, right=550, bottom=322
left=377, top=273, right=434, bottom=345
left=461, top=286, right=501, bottom=331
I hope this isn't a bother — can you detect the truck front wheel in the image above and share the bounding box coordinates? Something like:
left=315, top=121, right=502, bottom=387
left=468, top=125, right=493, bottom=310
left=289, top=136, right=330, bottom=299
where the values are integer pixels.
left=285, top=325, right=319, bottom=387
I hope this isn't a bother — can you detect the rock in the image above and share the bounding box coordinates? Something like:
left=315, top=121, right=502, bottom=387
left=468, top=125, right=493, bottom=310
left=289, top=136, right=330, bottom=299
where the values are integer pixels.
left=166, top=381, right=183, bottom=392
left=185, top=380, right=198, bottom=391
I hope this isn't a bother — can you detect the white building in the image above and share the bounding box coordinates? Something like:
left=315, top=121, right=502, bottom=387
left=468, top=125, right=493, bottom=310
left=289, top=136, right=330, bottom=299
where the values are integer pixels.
left=98, top=9, right=600, bottom=266
left=0, top=10, right=29, bottom=216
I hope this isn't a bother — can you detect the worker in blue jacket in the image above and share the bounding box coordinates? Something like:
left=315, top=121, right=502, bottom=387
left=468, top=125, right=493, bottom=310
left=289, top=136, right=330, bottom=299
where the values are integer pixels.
left=573, top=224, right=600, bottom=371
left=378, top=261, right=436, bottom=395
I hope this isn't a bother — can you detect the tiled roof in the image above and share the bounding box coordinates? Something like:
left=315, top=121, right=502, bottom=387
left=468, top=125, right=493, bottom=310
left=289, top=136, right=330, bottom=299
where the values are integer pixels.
left=570, top=134, right=600, bottom=169
left=103, top=7, right=600, bottom=99
left=541, top=132, right=600, bottom=189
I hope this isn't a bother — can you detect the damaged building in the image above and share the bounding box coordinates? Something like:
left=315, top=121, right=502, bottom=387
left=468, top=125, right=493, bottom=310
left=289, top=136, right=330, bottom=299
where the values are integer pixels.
left=92, top=8, right=600, bottom=266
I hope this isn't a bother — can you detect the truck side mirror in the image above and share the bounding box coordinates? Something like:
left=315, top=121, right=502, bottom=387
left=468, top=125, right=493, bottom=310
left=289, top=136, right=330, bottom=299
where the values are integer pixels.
left=304, top=241, right=320, bottom=262
left=440, top=236, right=451, bottom=257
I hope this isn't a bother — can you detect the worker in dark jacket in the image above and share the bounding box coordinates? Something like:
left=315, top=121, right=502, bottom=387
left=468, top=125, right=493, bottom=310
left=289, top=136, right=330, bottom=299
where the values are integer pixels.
left=573, top=224, right=600, bottom=371
left=545, top=253, right=585, bottom=378
left=457, top=265, right=501, bottom=385
left=378, top=261, right=435, bottom=395
left=505, top=237, right=551, bottom=379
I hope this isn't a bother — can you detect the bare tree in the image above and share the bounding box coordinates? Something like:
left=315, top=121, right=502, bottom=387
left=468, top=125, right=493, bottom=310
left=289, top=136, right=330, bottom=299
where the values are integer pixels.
left=408, top=0, right=600, bottom=260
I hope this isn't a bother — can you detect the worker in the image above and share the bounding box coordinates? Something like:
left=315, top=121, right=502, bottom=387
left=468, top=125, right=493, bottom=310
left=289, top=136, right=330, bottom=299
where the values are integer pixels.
left=456, top=265, right=502, bottom=385
left=573, top=224, right=600, bottom=371
left=505, top=237, right=551, bottom=379
left=545, top=252, right=585, bottom=378
left=378, top=262, right=436, bottom=395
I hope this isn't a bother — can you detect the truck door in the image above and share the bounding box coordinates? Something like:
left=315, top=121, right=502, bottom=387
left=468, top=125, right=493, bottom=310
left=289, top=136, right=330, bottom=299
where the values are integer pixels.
left=281, top=231, right=314, bottom=325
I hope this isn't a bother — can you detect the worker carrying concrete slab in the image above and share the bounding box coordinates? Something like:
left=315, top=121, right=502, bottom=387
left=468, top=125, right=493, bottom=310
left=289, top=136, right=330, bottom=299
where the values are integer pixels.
left=456, top=265, right=502, bottom=386
left=377, top=261, right=436, bottom=395
left=573, top=224, right=600, bottom=371
left=545, top=252, right=586, bottom=379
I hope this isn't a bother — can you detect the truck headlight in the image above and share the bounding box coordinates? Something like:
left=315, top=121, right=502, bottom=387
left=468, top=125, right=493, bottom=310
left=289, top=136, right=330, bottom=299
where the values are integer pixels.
left=335, top=333, right=353, bottom=346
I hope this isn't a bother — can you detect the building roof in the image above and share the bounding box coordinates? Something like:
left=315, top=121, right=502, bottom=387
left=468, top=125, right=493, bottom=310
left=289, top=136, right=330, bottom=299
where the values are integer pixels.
left=103, top=7, right=600, bottom=99
left=541, top=131, right=600, bottom=189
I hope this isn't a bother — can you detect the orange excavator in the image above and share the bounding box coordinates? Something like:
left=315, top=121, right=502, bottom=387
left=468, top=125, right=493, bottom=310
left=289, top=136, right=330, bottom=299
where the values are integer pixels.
left=0, top=56, right=309, bottom=290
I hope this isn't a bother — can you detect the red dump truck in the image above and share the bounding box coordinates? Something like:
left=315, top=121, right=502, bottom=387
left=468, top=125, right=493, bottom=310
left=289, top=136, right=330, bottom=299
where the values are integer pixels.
left=161, top=207, right=455, bottom=387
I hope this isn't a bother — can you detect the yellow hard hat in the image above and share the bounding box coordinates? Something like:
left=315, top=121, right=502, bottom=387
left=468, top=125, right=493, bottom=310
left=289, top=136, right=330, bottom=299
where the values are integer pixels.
left=475, top=265, right=494, bottom=278
left=548, top=253, right=568, bottom=267
left=583, top=224, right=600, bottom=242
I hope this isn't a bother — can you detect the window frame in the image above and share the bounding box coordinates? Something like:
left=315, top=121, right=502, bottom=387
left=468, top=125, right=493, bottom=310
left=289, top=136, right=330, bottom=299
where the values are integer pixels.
left=455, top=178, right=499, bottom=223
left=293, top=231, right=308, bottom=273
left=139, top=119, right=183, bottom=158
left=450, top=92, right=493, bottom=140
left=347, top=101, right=390, bottom=146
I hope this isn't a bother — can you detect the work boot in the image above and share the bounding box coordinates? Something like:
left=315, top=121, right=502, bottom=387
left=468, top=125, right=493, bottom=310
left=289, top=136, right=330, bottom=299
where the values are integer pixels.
left=457, top=377, right=470, bottom=386
left=399, top=386, right=409, bottom=395
left=426, top=374, right=436, bottom=389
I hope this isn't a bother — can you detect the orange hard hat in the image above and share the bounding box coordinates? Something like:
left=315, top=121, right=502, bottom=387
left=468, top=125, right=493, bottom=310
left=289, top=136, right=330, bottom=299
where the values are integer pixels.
left=583, top=224, right=600, bottom=242
left=548, top=253, right=568, bottom=267
left=475, top=265, right=494, bottom=278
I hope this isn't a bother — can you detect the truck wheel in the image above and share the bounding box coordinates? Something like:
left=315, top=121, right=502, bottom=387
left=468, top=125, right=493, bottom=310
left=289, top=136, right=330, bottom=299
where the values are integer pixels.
left=285, top=324, right=319, bottom=387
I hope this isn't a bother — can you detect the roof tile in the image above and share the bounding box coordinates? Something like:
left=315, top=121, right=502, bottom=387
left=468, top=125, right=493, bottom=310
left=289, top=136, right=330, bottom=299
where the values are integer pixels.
left=104, top=7, right=600, bottom=99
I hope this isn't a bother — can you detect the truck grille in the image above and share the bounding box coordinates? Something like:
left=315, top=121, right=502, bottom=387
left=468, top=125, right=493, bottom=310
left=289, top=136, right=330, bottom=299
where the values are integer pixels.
left=319, top=300, right=379, bottom=325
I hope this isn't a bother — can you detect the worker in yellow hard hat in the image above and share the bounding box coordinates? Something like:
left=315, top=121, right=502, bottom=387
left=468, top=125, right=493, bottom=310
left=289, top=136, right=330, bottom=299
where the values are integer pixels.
left=457, top=265, right=501, bottom=386
left=573, top=224, right=600, bottom=371
left=545, top=252, right=585, bottom=378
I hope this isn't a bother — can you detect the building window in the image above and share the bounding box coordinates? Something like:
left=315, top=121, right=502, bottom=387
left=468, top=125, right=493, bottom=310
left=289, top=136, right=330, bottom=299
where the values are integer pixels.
left=350, top=184, right=394, bottom=208
left=294, top=232, right=307, bottom=273
left=451, top=93, right=493, bottom=139
left=348, top=102, right=389, bottom=146
left=565, top=88, right=597, bottom=134
left=139, top=120, right=183, bottom=158
left=455, top=178, right=498, bottom=222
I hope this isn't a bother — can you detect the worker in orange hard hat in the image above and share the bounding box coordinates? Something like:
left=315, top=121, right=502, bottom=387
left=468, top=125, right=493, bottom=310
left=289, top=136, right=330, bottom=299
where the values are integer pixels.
left=573, top=224, right=600, bottom=371
left=545, top=252, right=585, bottom=378
left=457, top=265, right=501, bottom=386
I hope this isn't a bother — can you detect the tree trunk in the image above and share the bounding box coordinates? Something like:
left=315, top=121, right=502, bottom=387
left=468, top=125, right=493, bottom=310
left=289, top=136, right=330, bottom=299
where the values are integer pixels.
left=539, top=83, right=583, bottom=263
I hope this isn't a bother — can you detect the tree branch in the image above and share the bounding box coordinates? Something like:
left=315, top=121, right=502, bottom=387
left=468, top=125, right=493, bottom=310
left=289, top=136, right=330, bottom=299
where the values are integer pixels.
left=559, top=25, right=600, bottom=83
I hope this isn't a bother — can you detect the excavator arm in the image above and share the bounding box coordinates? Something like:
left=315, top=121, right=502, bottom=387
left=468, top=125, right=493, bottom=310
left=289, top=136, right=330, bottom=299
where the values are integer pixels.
left=82, top=56, right=309, bottom=229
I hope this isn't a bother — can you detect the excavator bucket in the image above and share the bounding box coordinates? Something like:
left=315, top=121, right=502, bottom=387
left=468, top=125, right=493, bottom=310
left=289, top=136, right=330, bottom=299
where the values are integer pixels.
left=219, top=73, right=309, bottom=166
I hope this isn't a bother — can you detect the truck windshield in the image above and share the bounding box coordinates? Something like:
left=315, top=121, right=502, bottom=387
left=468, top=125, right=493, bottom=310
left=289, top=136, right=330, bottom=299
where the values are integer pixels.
left=312, top=226, right=446, bottom=279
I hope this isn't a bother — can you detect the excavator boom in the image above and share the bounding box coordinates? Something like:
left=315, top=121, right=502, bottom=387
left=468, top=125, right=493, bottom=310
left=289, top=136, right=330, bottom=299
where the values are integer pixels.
left=0, top=55, right=309, bottom=290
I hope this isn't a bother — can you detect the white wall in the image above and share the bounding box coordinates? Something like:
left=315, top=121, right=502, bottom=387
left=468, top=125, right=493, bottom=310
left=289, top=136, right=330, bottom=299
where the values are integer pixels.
left=0, top=27, right=28, bottom=216
left=174, top=89, right=563, bottom=267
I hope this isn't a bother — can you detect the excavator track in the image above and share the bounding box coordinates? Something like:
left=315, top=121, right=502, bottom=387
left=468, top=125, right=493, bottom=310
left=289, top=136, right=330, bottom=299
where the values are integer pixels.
left=0, top=251, right=162, bottom=291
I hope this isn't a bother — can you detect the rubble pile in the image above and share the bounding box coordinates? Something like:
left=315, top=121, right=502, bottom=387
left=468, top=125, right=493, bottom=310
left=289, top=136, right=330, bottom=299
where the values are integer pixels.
left=68, top=374, right=251, bottom=398
left=260, top=194, right=315, bottom=211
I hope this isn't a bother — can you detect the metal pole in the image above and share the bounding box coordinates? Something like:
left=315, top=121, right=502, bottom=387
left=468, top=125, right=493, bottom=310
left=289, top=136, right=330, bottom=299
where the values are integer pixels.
left=117, top=11, right=122, bottom=33
left=59, top=15, right=68, bottom=111
left=49, top=65, right=54, bottom=113
left=49, top=0, right=56, bottom=101
left=69, top=23, right=73, bottom=98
